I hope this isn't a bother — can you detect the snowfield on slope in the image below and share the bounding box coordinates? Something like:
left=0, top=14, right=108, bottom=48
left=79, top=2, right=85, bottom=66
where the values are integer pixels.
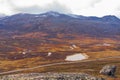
left=65, top=53, right=88, bottom=61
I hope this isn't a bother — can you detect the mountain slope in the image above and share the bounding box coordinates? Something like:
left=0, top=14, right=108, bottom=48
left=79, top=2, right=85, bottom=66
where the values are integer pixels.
left=0, top=11, right=120, bottom=38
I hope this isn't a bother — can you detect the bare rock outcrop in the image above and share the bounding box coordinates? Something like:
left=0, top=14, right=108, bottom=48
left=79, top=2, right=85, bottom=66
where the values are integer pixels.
left=100, top=65, right=117, bottom=77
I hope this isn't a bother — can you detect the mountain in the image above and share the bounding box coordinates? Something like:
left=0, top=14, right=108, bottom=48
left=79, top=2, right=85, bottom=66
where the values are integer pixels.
left=102, top=15, right=120, bottom=23
left=0, top=11, right=120, bottom=38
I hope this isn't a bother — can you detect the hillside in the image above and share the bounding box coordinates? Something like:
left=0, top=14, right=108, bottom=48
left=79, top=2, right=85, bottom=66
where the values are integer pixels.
left=0, top=11, right=119, bottom=80
left=0, top=11, right=120, bottom=38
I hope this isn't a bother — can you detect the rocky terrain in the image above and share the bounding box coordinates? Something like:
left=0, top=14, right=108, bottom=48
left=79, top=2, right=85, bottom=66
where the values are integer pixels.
left=0, top=65, right=118, bottom=80
left=0, top=73, right=105, bottom=80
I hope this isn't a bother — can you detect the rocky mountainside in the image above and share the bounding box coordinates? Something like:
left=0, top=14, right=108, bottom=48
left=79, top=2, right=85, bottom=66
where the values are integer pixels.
left=0, top=11, right=120, bottom=38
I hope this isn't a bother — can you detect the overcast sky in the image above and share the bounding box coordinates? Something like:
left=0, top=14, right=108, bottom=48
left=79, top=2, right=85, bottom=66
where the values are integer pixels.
left=0, top=0, right=120, bottom=17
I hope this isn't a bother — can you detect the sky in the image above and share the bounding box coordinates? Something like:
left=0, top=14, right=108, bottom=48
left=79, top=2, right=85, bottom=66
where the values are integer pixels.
left=0, top=0, right=120, bottom=17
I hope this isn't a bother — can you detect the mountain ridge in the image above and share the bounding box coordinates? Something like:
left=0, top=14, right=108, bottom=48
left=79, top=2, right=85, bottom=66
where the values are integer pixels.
left=0, top=11, right=120, bottom=39
left=2, top=11, right=120, bottom=20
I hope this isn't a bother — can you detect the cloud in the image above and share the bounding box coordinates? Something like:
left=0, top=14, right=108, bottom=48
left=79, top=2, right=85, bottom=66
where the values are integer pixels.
left=8, top=0, right=72, bottom=14
left=12, top=5, right=43, bottom=14
left=0, top=0, right=120, bottom=18
left=45, top=1, right=72, bottom=13
left=89, top=0, right=103, bottom=7
left=70, top=0, right=120, bottom=17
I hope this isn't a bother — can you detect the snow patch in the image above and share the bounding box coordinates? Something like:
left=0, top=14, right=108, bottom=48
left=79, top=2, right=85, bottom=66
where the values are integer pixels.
left=65, top=53, right=88, bottom=61
left=22, top=52, right=26, bottom=55
left=47, top=11, right=60, bottom=17
left=47, top=52, right=52, bottom=56
left=72, top=44, right=77, bottom=48
left=70, top=44, right=77, bottom=50
left=50, top=13, right=60, bottom=17
left=40, top=15, right=47, bottom=17
left=96, top=43, right=111, bottom=46
left=103, top=43, right=111, bottom=46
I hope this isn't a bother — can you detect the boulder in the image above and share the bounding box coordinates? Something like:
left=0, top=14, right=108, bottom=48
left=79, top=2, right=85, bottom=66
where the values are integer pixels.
left=100, top=65, right=117, bottom=77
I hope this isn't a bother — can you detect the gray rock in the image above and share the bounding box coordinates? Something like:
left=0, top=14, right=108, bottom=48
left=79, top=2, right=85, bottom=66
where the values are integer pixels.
left=0, top=73, right=105, bottom=80
left=100, top=65, right=117, bottom=77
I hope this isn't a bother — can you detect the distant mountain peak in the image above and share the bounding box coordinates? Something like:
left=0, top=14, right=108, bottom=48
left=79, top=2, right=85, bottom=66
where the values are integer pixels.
left=46, top=11, right=60, bottom=14
left=102, top=15, right=118, bottom=19
left=102, top=15, right=120, bottom=23
left=41, top=11, right=61, bottom=17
